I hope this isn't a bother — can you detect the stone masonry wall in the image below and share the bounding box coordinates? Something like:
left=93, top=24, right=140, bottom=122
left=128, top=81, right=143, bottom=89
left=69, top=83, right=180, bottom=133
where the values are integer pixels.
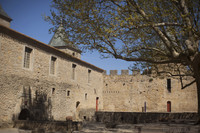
left=0, top=32, right=103, bottom=127
left=103, top=70, right=197, bottom=113
left=58, top=48, right=81, bottom=59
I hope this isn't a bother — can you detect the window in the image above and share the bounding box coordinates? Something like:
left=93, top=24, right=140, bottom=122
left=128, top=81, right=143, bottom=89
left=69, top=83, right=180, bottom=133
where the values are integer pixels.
left=85, top=93, right=87, bottom=100
left=52, top=88, right=55, bottom=94
left=67, top=90, right=70, bottom=96
left=88, top=69, right=91, bottom=83
left=72, top=64, right=76, bottom=80
left=50, top=56, right=57, bottom=75
left=23, top=47, right=32, bottom=68
left=167, top=79, right=171, bottom=93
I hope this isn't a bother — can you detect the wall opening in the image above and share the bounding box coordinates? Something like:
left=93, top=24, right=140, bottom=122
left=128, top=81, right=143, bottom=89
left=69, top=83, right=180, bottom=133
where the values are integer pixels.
left=83, top=116, right=86, bottom=120
left=85, top=93, right=87, bottom=100
left=52, top=88, right=55, bottom=94
left=23, top=47, right=32, bottom=69
left=72, top=64, right=76, bottom=80
left=18, top=109, right=30, bottom=120
left=167, top=101, right=171, bottom=112
left=88, top=69, right=91, bottom=83
left=67, top=90, right=70, bottom=96
left=96, top=97, right=99, bottom=111
left=50, top=56, right=57, bottom=75
left=76, top=101, right=80, bottom=108
left=167, top=79, right=171, bottom=93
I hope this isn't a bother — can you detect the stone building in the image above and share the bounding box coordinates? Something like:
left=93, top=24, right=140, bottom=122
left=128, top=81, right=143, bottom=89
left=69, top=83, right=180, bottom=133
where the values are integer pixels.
left=0, top=6, right=198, bottom=127
left=0, top=6, right=104, bottom=127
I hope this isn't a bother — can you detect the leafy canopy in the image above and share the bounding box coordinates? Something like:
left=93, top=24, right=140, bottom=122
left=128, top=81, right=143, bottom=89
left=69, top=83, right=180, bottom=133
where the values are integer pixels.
left=46, top=0, right=200, bottom=73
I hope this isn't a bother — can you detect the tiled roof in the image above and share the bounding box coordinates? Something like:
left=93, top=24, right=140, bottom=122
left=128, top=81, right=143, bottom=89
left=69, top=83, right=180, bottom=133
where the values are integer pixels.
left=49, top=25, right=81, bottom=53
left=0, top=5, right=12, bottom=21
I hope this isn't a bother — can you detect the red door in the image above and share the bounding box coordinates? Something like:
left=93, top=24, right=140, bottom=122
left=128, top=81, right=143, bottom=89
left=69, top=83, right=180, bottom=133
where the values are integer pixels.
left=96, top=97, right=99, bottom=111
left=167, top=101, right=171, bottom=112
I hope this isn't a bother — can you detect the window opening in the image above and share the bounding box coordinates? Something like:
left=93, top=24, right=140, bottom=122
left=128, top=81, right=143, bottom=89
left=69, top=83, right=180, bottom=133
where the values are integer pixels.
left=167, top=79, right=171, bottom=93
left=88, top=69, right=91, bottom=83
left=24, top=47, right=32, bottom=68
left=52, top=88, right=55, bottom=94
left=50, top=56, right=57, bottom=75
left=67, top=90, right=70, bottom=96
left=72, top=64, right=76, bottom=80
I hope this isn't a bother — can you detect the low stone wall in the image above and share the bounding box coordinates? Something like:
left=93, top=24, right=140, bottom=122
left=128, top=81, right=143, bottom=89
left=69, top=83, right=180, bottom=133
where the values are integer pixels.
left=96, top=112, right=199, bottom=124
left=14, top=120, right=82, bottom=133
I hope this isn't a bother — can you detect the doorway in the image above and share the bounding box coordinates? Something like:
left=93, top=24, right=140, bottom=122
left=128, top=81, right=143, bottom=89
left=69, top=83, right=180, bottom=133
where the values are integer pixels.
left=167, top=101, right=171, bottom=112
left=96, top=97, right=99, bottom=111
left=18, top=109, right=30, bottom=120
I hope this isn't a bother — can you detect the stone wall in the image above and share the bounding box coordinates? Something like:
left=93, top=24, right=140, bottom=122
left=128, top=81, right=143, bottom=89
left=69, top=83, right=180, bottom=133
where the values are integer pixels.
left=96, top=112, right=198, bottom=124
left=14, top=120, right=82, bottom=132
left=0, top=24, right=198, bottom=128
left=0, top=28, right=104, bottom=127
left=103, top=70, right=197, bottom=112
left=58, top=48, right=81, bottom=59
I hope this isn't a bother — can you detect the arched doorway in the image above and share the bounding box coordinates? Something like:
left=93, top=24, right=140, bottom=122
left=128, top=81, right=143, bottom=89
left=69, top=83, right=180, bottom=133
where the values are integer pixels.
left=18, top=109, right=30, bottom=120
left=167, top=101, right=171, bottom=112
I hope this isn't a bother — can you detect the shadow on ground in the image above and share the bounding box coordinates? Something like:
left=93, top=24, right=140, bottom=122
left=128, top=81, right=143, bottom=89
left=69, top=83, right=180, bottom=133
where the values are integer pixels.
left=74, top=122, right=200, bottom=133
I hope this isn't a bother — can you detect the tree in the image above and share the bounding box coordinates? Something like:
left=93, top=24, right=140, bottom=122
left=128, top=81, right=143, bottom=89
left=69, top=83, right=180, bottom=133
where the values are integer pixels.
left=46, top=0, right=200, bottom=113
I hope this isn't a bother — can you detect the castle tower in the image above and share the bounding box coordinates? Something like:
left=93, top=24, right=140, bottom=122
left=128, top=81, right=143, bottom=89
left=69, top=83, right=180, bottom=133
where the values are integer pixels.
left=49, top=24, right=82, bottom=58
left=0, top=5, right=12, bottom=28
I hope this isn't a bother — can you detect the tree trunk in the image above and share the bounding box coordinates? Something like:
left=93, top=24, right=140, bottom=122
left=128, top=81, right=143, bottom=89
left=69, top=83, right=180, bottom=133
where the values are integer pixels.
left=191, top=53, right=200, bottom=116
left=195, top=74, right=200, bottom=115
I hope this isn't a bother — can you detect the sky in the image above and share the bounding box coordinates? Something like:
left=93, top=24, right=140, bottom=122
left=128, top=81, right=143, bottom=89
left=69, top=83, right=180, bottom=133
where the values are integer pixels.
left=0, top=0, right=133, bottom=75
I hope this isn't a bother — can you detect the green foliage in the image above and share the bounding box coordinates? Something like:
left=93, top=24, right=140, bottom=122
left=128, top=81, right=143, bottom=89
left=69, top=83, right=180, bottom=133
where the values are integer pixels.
left=46, top=0, right=200, bottom=75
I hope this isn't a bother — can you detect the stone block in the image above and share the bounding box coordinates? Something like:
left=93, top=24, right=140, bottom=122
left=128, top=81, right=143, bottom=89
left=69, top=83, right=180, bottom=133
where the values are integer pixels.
left=110, top=70, right=118, bottom=75
left=132, top=69, right=140, bottom=75
left=121, top=70, right=129, bottom=75
left=103, top=70, right=107, bottom=75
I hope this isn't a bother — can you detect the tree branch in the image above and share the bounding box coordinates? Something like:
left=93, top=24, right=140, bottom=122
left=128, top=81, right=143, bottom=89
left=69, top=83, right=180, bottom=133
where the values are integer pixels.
left=181, top=79, right=196, bottom=89
left=129, top=22, right=184, bottom=30
left=128, top=0, right=180, bottom=58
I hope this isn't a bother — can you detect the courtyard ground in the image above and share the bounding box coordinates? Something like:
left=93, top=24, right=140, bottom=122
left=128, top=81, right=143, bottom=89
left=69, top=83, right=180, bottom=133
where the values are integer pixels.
left=0, top=122, right=200, bottom=133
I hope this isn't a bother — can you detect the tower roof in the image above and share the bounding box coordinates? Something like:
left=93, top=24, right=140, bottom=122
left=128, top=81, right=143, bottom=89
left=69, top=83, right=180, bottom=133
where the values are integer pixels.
left=49, top=25, right=66, bottom=47
left=49, top=25, right=81, bottom=53
left=0, top=5, right=12, bottom=22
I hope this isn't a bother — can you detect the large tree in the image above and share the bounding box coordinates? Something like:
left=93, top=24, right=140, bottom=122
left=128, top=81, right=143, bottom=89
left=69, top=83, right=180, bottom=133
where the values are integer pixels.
left=46, top=0, right=200, bottom=112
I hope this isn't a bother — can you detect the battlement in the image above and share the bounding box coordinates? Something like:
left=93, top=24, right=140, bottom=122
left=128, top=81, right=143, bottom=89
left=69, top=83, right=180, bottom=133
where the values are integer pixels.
left=103, top=69, right=141, bottom=76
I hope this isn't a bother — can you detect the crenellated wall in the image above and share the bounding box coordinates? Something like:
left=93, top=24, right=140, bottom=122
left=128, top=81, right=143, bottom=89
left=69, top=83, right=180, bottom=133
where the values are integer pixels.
left=104, top=69, right=140, bottom=76
left=103, top=70, right=197, bottom=113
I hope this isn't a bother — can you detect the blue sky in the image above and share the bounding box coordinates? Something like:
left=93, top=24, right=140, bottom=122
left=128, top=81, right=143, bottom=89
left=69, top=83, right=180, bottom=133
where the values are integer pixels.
left=1, top=0, right=133, bottom=74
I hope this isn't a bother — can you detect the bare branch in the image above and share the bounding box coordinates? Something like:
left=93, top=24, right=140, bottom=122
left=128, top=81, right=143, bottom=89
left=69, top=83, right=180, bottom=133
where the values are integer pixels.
left=114, top=54, right=181, bottom=64
left=129, top=22, right=184, bottom=30
left=181, top=79, right=196, bottom=89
